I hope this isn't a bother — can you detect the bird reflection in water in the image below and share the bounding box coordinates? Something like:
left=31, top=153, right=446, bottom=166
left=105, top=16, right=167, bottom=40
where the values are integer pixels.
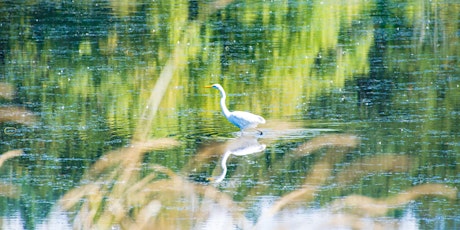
left=208, top=134, right=266, bottom=183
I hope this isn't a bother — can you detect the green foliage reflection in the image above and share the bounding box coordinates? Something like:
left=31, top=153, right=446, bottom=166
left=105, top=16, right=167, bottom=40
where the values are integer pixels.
left=0, top=0, right=459, bottom=228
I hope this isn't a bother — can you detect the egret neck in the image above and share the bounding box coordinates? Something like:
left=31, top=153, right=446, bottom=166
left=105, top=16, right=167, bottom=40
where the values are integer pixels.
left=218, top=88, right=231, bottom=118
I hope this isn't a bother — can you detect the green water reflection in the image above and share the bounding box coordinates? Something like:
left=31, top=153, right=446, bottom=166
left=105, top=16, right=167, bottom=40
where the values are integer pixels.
left=0, top=0, right=459, bottom=229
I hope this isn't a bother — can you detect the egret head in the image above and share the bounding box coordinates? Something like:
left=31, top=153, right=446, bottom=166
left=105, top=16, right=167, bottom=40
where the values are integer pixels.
left=205, top=84, right=225, bottom=96
left=205, top=83, right=222, bottom=90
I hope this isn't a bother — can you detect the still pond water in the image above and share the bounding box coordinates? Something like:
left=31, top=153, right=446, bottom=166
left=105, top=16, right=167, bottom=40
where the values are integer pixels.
left=0, top=0, right=459, bottom=229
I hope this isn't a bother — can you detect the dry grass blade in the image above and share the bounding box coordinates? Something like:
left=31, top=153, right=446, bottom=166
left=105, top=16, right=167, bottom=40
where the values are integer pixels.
left=0, top=184, right=21, bottom=198
left=131, top=200, right=162, bottom=229
left=132, top=0, right=235, bottom=142
left=132, top=138, right=181, bottom=152
left=132, top=56, right=178, bottom=142
left=59, top=184, right=100, bottom=210
left=263, top=161, right=332, bottom=218
left=132, top=22, right=201, bottom=142
left=0, top=83, right=14, bottom=100
left=390, top=183, right=457, bottom=203
left=0, top=149, right=23, bottom=168
left=331, top=183, right=458, bottom=217
left=293, top=134, right=359, bottom=155
left=88, top=138, right=179, bottom=177
left=0, top=150, right=23, bottom=198
left=261, top=136, right=358, bottom=220
left=0, top=107, right=36, bottom=126
left=334, top=154, right=410, bottom=185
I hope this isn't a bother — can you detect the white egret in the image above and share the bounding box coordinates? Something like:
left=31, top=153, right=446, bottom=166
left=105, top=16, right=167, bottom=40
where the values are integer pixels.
left=205, top=83, right=266, bottom=132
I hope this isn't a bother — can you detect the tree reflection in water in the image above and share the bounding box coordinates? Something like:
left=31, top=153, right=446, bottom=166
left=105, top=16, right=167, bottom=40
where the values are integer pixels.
left=1, top=0, right=458, bottom=228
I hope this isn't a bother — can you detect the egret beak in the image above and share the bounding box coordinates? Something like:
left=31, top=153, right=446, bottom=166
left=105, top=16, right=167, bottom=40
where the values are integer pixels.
left=204, top=85, right=213, bottom=88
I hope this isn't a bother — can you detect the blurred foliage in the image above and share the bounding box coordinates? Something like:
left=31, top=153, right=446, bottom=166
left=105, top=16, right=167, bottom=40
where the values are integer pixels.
left=0, top=0, right=459, bottom=229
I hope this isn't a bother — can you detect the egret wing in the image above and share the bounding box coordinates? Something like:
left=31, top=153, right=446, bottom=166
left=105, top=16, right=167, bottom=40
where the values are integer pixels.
left=228, top=111, right=265, bottom=129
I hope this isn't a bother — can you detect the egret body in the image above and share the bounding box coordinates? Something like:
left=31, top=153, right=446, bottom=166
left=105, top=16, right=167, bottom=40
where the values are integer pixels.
left=205, top=84, right=265, bottom=131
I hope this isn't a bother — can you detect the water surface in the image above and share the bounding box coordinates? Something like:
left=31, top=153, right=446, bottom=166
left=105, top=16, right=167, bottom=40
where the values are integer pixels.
left=0, top=0, right=459, bottom=229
